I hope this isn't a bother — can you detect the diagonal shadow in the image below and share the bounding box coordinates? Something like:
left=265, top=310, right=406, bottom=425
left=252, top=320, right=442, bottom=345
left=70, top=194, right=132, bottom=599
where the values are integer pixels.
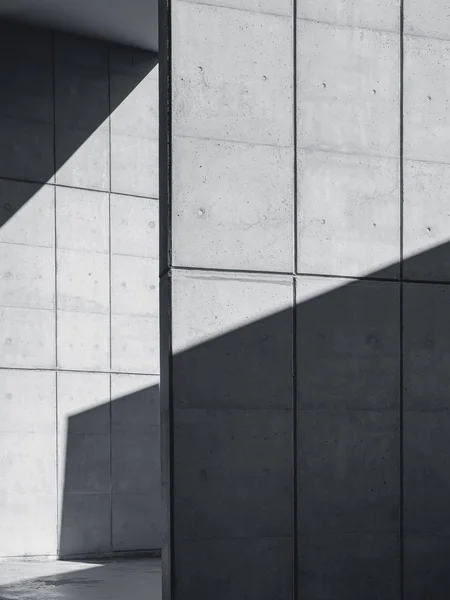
left=0, top=19, right=158, bottom=228
left=159, top=240, right=450, bottom=600
left=0, top=19, right=160, bottom=560
left=59, top=383, right=161, bottom=557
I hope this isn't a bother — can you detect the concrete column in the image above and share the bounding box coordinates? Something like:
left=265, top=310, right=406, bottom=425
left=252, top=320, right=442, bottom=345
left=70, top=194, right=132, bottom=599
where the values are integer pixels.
left=160, top=0, right=404, bottom=599
left=160, top=1, right=295, bottom=598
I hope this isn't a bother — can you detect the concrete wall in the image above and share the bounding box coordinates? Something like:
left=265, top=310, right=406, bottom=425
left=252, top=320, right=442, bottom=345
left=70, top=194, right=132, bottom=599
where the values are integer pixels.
left=0, top=21, right=161, bottom=558
left=161, top=0, right=450, bottom=598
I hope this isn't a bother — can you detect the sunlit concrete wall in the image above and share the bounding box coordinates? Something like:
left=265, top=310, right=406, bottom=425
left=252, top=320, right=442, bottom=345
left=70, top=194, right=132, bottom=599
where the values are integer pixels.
left=0, top=22, right=161, bottom=558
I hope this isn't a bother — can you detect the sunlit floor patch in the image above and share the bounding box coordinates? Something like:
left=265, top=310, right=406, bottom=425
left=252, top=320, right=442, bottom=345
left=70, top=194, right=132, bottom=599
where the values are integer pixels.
left=0, top=559, right=161, bottom=600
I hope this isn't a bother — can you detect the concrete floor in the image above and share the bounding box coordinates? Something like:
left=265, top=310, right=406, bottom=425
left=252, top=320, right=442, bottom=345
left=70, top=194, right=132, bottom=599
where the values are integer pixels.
left=0, top=558, right=161, bottom=600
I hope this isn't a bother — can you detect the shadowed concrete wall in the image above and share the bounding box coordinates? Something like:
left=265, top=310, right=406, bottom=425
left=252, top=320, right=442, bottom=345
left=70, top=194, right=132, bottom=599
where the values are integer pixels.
left=0, top=22, right=161, bottom=558
left=160, top=0, right=450, bottom=598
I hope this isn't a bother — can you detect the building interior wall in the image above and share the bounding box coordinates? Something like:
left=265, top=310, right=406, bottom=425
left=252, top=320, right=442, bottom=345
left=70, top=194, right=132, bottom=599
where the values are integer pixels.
left=0, top=21, right=161, bottom=558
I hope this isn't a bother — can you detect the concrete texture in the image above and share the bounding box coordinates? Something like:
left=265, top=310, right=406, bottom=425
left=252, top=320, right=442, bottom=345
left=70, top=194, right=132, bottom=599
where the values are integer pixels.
left=172, top=2, right=293, bottom=146
left=296, top=20, right=400, bottom=158
left=297, top=151, right=400, bottom=278
left=172, top=138, right=294, bottom=272
left=0, top=23, right=161, bottom=558
left=297, top=0, right=400, bottom=30
left=404, top=35, right=450, bottom=165
left=0, top=558, right=161, bottom=600
left=159, top=0, right=450, bottom=599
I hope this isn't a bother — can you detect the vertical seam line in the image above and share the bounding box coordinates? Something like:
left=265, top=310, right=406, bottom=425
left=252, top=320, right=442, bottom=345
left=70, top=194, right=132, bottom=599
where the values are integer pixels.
left=52, top=31, right=60, bottom=557
left=399, top=0, right=405, bottom=597
left=107, top=45, right=114, bottom=553
left=292, top=275, right=298, bottom=600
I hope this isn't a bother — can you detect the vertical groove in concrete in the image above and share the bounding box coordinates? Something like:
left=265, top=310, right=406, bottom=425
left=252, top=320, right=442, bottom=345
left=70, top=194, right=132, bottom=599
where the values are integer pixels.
left=292, top=275, right=298, bottom=600
left=108, top=44, right=113, bottom=374
left=107, top=44, right=114, bottom=553
left=292, top=1, right=298, bottom=598
left=51, top=30, right=60, bottom=557
left=399, top=0, right=405, bottom=596
left=293, top=0, right=298, bottom=277
left=109, top=372, right=113, bottom=551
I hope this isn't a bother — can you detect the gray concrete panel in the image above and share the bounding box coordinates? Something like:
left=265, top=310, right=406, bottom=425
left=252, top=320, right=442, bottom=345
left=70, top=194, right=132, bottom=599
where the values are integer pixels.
left=175, top=537, right=293, bottom=600
left=296, top=277, right=400, bottom=410
left=172, top=1, right=293, bottom=146
left=55, top=53, right=109, bottom=132
left=405, top=0, right=450, bottom=39
left=404, top=534, right=450, bottom=600
left=0, top=307, right=55, bottom=369
left=0, top=24, right=53, bottom=183
left=111, top=136, right=159, bottom=199
left=296, top=0, right=400, bottom=30
left=55, top=122, right=110, bottom=191
left=111, top=429, right=160, bottom=494
left=173, top=408, right=292, bottom=540
left=297, top=533, right=399, bottom=600
left=297, top=410, right=399, bottom=535
left=297, top=20, right=399, bottom=157
left=171, top=271, right=293, bottom=410
left=404, top=35, right=450, bottom=164
left=57, top=249, right=109, bottom=314
left=0, top=369, right=57, bottom=557
left=112, top=492, right=162, bottom=551
left=0, top=182, right=54, bottom=248
left=56, top=187, right=109, bottom=254
left=57, top=311, right=109, bottom=371
left=404, top=412, right=450, bottom=535
left=403, top=283, right=450, bottom=411
left=0, top=494, right=57, bottom=557
left=0, top=244, right=55, bottom=310
left=57, top=372, right=110, bottom=497
left=54, top=34, right=110, bottom=191
left=0, top=370, right=56, bottom=434
left=297, top=151, right=400, bottom=278
left=0, top=117, right=54, bottom=184
left=172, top=137, right=294, bottom=272
left=110, top=376, right=161, bottom=552
left=110, top=194, right=159, bottom=258
left=111, top=315, right=160, bottom=374
left=58, top=492, right=111, bottom=556
left=111, top=374, right=160, bottom=428
left=111, top=255, right=159, bottom=317
left=404, top=160, right=450, bottom=281
left=111, top=59, right=158, bottom=198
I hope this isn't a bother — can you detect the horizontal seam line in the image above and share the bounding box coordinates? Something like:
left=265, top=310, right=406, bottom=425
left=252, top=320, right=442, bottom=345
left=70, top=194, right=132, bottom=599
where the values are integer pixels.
left=297, top=146, right=400, bottom=161
left=297, top=15, right=399, bottom=36
left=0, top=366, right=159, bottom=376
left=0, top=175, right=159, bottom=200
left=175, top=133, right=292, bottom=150
left=177, top=0, right=291, bottom=19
